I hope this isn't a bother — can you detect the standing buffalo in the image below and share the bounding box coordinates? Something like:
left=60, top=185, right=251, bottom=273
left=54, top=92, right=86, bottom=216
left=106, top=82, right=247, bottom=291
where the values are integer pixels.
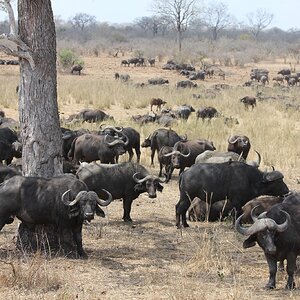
left=0, top=175, right=112, bottom=257
left=141, top=128, right=184, bottom=165
left=79, top=109, right=114, bottom=123
left=240, top=96, right=256, bottom=110
left=165, top=139, right=215, bottom=176
left=235, top=192, right=300, bottom=290
left=77, top=162, right=165, bottom=222
left=158, top=146, right=174, bottom=182
left=176, top=162, right=289, bottom=228
left=71, top=65, right=83, bottom=75
left=196, top=106, right=219, bottom=121
left=150, top=98, right=167, bottom=111
left=227, top=135, right=251, bottom=160
left=176, top=105, right=195, bottom=120
left=68, top=133, right=128, bottom=165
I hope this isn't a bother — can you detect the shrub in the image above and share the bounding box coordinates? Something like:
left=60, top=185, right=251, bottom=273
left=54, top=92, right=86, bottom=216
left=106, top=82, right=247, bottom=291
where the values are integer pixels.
left=58, top=49, right=84, bottom=69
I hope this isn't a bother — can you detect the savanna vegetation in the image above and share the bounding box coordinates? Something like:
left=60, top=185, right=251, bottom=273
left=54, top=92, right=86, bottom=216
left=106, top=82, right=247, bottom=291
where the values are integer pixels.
left=0, top=2, right=299, bottom=299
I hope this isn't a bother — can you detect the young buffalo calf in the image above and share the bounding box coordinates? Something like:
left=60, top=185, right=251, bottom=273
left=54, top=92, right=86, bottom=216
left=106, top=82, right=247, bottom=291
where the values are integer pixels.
left=150, top=98, right=167, bottom=111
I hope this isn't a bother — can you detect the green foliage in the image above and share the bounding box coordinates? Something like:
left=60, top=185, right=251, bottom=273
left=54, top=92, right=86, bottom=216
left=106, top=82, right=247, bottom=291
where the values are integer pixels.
left=58, top=49, right=84, bottom=69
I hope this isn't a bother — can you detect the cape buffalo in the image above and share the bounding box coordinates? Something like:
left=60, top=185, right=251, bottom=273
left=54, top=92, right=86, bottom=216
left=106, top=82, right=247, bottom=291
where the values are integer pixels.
left=141, top=128, right=184, bottom=165
left=236, top=192, right=300, bottom=289
left=68, top=133, right=128, bottom=165
left=0, top=175, right=112, bottom=257
left=176, top=161, right=289, bottom=228
left=227, top=135, right=251, bottom=160
left=77, top=162, right=165, bottom=222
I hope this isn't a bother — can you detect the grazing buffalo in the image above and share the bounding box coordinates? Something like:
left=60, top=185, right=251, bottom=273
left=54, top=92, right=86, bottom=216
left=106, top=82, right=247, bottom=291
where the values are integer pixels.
left=71, top=65, right=83, bottom=75
left=278, top=69, right=291, bottom=76
left=77, top=162, right=165, bottom=222
left=131, top=112, right=157, bottom=125
left=0, top=175, right=112, bottom=257
left=176, top=105, right=195, bottom=120
left=68, top=133, right=128, bottom=165
left=196, top=106, right=219, bottom=121
left=165, top=139, right=215, bottom=175
left=176, top=80, right=197, bottom=88
left=141, top=128, right=184, bottom=165
left=176, top=161, right=289, bottom=228
left=227, top=135, right=251, bottom=160
left=148, top=78, right=169, bottom=85
left=79, top=109, right=114, bottom=123
left=240, top=195, right=283, bottom=224
left=235, top=192, right=300, bottom=290
left=240, top=96, right=256, bottom=110
left=150, top=98, right=167, bottom=111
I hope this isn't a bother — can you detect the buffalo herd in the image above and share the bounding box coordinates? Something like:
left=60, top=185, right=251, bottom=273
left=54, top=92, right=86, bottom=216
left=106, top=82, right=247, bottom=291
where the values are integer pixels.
left=0, top=62, right=298, bottom=290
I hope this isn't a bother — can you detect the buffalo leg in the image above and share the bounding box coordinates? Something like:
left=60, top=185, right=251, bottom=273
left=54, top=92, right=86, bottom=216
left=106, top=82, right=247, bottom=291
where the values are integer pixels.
left=175, top=199, right=190, bottom=228
left=135, top=147, right=141, bottom=163
left=127, top=148, right=134, bottom=162
left=123, top=198, right=133, bottom=222
left=159, top=162, right=163, bottom=177
left=72, top=226, right=87, bottom=258
left=286, top=253, right=296, bottom=289
left=150, top=149, right=155, bottom=165
left=265, top=254, right=277, bottom=289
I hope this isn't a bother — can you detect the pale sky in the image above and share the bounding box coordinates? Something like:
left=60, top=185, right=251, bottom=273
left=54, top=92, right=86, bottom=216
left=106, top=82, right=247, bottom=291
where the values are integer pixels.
left=0, top=0, right=299, bottom=30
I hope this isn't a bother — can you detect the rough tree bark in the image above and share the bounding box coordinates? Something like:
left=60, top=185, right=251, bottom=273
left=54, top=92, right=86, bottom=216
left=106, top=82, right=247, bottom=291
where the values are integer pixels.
left=15, top=0, right=74, bottom=256
left=18, top=0, right=62, bottom=177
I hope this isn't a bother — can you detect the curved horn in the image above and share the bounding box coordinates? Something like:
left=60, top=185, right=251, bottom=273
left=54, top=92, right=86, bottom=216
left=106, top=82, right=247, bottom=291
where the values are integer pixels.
left=93, top=189, right=113, bottom=207
left=122, top=133, right=129, bottom=146
left=133, top=173, right=153, bottom=183
left=254, top=150, right=261, bottom=166
left=237, top=152, right=243, bottom=162
left=104, top=135, right=126, bottom=146
left=156, top=175, right=167, bottom=183
left=275, top=210, right=290, bottom=232
left=163, top=150, right=178, bottom=157
left=69, top=191, right=88, bottom=206
left=61, top=189, right=72, bottom=205
left=178, top=149, right=191, bottom=158
left=228, top=136, right=239, bottom=144
left=271, top=166, right=275, bottom=171
left=250, top=205, right=261, bottom=222
left=235, top=213, right=268, bottom=235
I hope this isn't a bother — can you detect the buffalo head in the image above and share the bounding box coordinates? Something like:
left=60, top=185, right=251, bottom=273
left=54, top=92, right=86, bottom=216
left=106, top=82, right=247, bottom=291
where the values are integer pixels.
left=132, top=173, right=166, bottom=198
left=61, top=189, right=112, bottom=221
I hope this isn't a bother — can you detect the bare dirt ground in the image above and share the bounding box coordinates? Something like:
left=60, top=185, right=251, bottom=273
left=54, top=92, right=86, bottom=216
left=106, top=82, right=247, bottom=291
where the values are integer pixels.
left=0, top=53, right=299, bottom=299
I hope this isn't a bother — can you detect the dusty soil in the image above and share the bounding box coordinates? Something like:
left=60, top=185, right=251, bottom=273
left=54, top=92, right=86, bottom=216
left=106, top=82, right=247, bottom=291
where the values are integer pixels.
left=0, top=53, right=299, bottom=299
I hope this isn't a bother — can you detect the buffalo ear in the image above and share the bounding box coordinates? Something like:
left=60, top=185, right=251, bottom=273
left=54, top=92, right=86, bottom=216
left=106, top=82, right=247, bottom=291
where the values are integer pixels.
left=96, top=205, right=105, bottom=218
left=263, top=171, right=284, bottom=182
left=157, top=183, right=164, bottom=192
left=243, top=235, right=257, bottom=248
left=134, top=183, right=146, bottom=192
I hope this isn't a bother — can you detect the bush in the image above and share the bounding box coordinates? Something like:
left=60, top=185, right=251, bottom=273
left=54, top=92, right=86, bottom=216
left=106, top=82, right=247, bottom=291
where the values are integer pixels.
left=58, top=49, right=84, bottom=69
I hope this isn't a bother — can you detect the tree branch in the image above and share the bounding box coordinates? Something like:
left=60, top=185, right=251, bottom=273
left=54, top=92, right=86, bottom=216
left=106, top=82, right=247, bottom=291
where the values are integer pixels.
left=0, top=0, right=35, bottom=69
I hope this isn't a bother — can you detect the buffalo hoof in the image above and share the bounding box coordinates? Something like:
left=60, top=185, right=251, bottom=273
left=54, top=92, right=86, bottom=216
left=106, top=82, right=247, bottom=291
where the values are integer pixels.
left=265, top=283, right=275, bottom=289
left=285, top=282, right=295, bottom=290
left=123, top=218, right=133, bottom=223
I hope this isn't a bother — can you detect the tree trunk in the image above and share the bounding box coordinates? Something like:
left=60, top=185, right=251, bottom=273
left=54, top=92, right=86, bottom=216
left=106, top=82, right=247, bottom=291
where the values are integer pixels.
left=177, top=30, right=182, bottom=53
left=18, top=0, right=63, bottom=178
left=17, top=0, right=75, bottom=256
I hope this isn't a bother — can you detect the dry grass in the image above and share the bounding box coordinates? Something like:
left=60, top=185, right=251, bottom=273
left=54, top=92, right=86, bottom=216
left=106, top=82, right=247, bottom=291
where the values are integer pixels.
left=0, top=53, right=299, bottom=299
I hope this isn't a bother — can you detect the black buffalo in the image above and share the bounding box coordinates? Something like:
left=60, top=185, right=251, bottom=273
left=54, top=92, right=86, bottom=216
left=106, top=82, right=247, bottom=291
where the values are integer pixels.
left=79, top=109, right=114, bottom=123
left=176, top=105, right=195, bottom=120
left=0, top=175, right=112, bottom=257
left=158, top=145, right=173, bottom=182
left=68, top=133, right=128, bottom=165
left=71, top=65, right=83, bottom=75
left=165, top=139, right=215, bottom=175
left=141, top=128, right=184, bottom=165
left=236, top=192, right=300, bottom=289
left=176, top=162, right=289, bottom=228
left=196, top=106, right=219, bottom=121
left=227, top=135, right=251, bottom=160
left=100, top=126, right=141, bottom=163
left=77, top=162, right=165, bottom=222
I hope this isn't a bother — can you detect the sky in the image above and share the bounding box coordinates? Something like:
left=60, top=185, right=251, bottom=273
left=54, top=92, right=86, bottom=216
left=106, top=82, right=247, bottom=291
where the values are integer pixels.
left=0, top=0, right=299, bottom=31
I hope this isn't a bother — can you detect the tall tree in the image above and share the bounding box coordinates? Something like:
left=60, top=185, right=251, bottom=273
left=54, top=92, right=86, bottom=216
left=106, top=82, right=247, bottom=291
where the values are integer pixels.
left=247, top=8, right=273, bottom=40
left=0, top=0, right=63, bottom=177
left=151, top=0, right=199, bottom=52
left=70, top=13, right=96, bottom=31
left=202, top=1, right=233, bottom=41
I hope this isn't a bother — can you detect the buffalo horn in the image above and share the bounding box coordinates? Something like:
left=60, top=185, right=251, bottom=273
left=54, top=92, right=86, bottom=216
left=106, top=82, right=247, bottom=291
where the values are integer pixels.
left=254, top=150, right=261, bottom=166
left=104, top=135, right=126, bottom=146
left=228, top=136, right=238, bottom=144
left=93, top=189, right=113, bottom=206
left=179, top=149, right=191, bottom=158
left=163, top=150, right=178, bottom=157
left=61, top=190, right=87, bottom=206
left=250, top=205, right=262, bottom=222
left=133, top=173, right=161, bottom=183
